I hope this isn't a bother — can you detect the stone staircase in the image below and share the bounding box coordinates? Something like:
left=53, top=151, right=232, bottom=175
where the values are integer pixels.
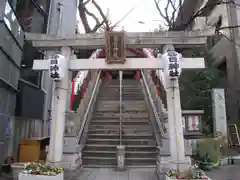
left=82, top=79, right=156, bottom=167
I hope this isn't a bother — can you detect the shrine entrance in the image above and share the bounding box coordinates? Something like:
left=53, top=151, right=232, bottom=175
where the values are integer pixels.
left=26, top=20, right=211, bottom=174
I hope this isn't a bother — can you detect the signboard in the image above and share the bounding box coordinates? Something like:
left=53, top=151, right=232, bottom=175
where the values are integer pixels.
left=212, top=89, right=227, bottom=136
left=105, top=31, right=126, bottom=64
left=163, top=50, right=182, bottom=78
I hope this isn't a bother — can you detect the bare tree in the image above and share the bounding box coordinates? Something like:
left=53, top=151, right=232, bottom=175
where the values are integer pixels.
left=153, top=0, right=183, bottom=29
left=78, top=0, right=109, bottom=33
left=154, top=0, right=240, bottom=31
left=78, top=0, right=137, bottom=33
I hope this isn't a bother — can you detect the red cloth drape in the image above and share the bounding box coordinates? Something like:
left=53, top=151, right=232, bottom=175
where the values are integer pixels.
left=70, top=80, right=75, bottom=111
left=157, top=86, right=161, bottom=96
left=81, top=79, right=86, bottom=97
left=136, top=71, right=140, bottom=80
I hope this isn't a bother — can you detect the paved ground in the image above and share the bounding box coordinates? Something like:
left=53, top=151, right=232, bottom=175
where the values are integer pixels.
left=1, top=165, right=239, bottom=179
left=65, top=165, right=240, bottom=180
left=65, top=168, right=157, bottom=180
left=205, top=165, right=240, bottom=180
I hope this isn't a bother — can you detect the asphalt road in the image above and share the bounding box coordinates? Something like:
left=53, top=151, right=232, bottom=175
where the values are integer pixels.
left=206, top=165, right=240, bottom=180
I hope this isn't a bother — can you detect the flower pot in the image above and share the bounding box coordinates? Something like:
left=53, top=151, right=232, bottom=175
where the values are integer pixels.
left=219, top=157, right=229, bottom=166
left=165, top=174, right=212, bottom=180
left=18, top=172, right=64, bottom=180
left=198, top=162, right=213, bottom=171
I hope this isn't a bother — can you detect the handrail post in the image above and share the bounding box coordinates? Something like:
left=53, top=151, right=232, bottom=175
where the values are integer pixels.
left=117, top=70, right=125, bottom=170
left=119, top=70, right=123, bottom=145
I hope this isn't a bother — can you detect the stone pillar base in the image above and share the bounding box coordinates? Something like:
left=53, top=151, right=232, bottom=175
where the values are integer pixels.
left=117, top=145, right=125, bottom=171
left=156, top=156, right=191, bottom=179
left=46, top=137, right=83, bottom=170
left=61, top=152, right=82, bottom=170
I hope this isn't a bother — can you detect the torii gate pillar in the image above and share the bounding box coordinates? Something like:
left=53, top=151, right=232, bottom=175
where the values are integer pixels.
left=163, top=45, right=191, bottom=172
left=46, top=0, right=77, bottom=167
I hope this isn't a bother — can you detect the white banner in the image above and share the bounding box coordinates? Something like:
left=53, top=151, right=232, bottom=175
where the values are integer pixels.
left=163, top=50, right=182, bottom=78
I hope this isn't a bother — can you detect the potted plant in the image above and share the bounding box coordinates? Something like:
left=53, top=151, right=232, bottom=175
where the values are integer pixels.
left=195, top=138, right=220, bottom=171
left=198, top=154, right=213, bottom=170
left=18, top=162, right=64, bottom=180
left=165, top=166, right=211, bottom=179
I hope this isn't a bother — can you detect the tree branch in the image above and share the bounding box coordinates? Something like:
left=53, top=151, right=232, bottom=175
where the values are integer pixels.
left=92, top=0, right=110, bottom=30
left=78, top=0, right=110, bottom=33
left=154, top=0, right=168, bottom=22
left=84, top=7, right=101, bottom=25
left=78, top=0, right=91, bottom=33
left=83, top=0, right=91, bottom=6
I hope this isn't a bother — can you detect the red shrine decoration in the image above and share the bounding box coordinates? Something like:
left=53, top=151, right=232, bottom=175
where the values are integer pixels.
left=70, top=80, right=75, bottom=110
left=81, top=79, right=86, bottom=97
left=70, top=48, right=162, bottom=107
left=136, top=71, right=140, bottom=80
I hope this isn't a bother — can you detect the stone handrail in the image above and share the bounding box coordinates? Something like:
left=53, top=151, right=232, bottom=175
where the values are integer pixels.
left=66, top=70, right=101, bottom=137
left=77, top=70, right=101, bottom=140
left=140, top=70, right=167, bottom=145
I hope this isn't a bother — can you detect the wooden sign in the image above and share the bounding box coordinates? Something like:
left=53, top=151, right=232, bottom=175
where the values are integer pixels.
left=105, top=31, right=126, bottom=64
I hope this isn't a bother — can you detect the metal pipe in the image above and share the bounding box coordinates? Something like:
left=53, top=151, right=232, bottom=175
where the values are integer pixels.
left=57, top=2, right=64, bottom=36
left=119, top=70, right=123, bottom=145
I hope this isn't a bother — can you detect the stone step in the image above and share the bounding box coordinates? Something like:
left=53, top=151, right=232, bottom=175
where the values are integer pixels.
left=95, top=107, right=148, bottom=112
left=87, top=133, right=154, bottom=139
left=96, top=102, right=146, bottom=108
left=90, top=121, right=150, bottom=126
left=82, top=156, right=117, bottom=166
left=82, top=164, right=156, bottom=168
left=93, top=112, right=149, bottom=119
left=125, top=158, right=156, bottom=166
left=88, top=128, right=153, bottom=134
left=99, top=96, right=144, bottom=100
left=84, top=144, right=156, bottom=152
left=82, top=156, right=156, bottom=166
left=91, top=118, right=149, bottom=122
left=86, top=138, right=156, bottom=145
left=89, top=124, right=152, bottom=130
left=83, top=150, right=156, bottom=158
left=99, top=97, right=144, bottom=100
left=99, top=94, right=144, bottom=99
left=108, top=84, right=140, bottom=86
left=97, top=100, right=146, bottom=104
left=96, top=108, right=148, bottom=112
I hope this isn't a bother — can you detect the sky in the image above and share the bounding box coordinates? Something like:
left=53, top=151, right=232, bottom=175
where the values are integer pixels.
left=77, top=0, right=170, bottom=32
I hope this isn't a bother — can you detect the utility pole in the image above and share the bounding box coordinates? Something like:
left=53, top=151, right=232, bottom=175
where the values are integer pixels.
left=46, top=0, right=77, bottom=166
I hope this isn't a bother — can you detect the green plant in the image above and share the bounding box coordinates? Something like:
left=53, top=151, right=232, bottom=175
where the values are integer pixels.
left=181, top=67, right=225, bottom=134
left=166, top=167, right=209, bottom=179
left=196, top=138, right=220, bottom=163
left=23, top=162, right=64, bottom=176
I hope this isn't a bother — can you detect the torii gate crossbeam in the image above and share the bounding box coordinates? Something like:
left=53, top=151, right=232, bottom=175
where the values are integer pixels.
left=25, top=27, right=214, bottom=50
left=32, top=57, right=205, bottom=70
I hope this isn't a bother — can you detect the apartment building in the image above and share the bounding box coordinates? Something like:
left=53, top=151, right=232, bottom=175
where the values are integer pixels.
left=0, top=0, right=51, bottom=164
left=175, top=0, right=240, bottom=123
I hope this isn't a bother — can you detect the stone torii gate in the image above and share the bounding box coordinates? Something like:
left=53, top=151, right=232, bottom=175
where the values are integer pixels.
left=25, top=3, right=214, bottom=172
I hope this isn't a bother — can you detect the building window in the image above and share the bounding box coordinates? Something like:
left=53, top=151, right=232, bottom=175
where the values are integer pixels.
left=3, top=0, right=23, bottom=47
left=16, top=0, right=48, bottom=33
left=20, top=43, right=42, bottom=86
